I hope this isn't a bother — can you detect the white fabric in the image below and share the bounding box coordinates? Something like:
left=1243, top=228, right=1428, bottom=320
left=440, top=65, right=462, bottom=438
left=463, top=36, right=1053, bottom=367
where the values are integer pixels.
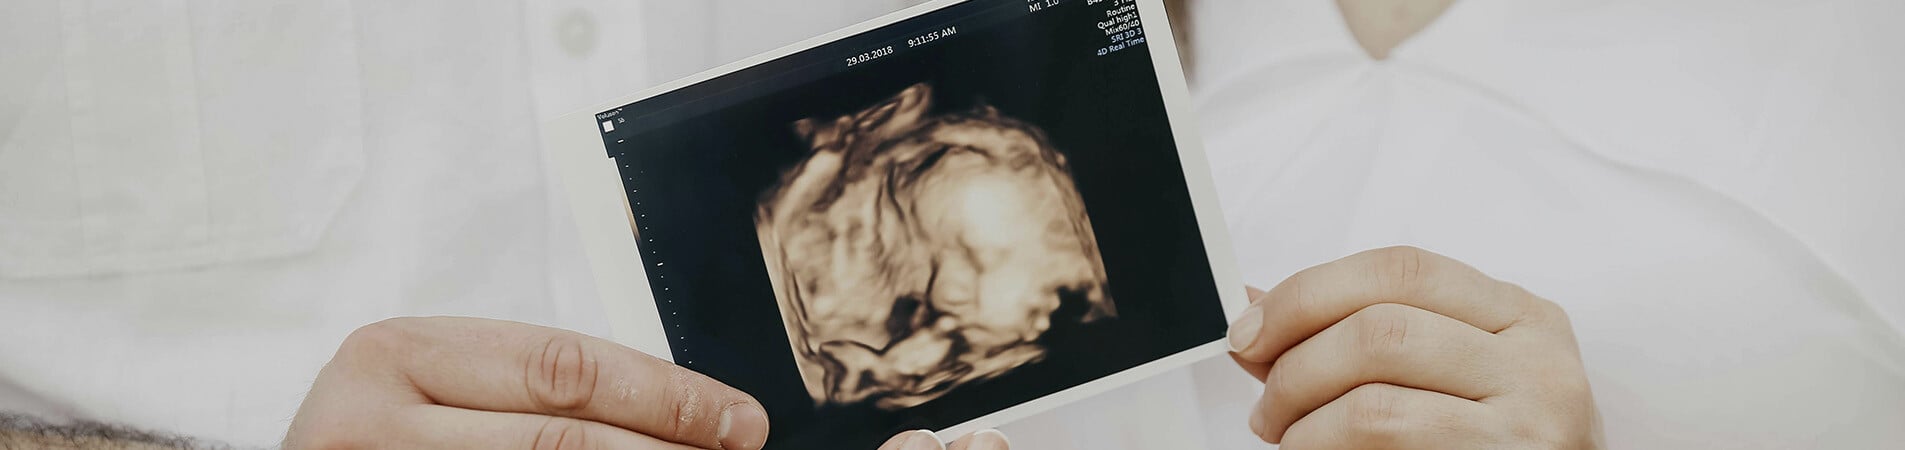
left=1184, top=0, right=1905, bottom=448
left=0, top=0, right=364, bottom=278
left=3, top=0, right=1902, bottom=449
left=0, top=1, right=610, bottom=445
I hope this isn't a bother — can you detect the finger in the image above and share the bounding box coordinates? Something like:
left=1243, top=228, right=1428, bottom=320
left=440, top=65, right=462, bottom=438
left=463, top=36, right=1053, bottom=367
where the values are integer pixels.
left=1229, top=352, right=1270, bottom=382
left=336, top=317, right=770, bottom=450
left=1231, top=285, right=1275, bottom=381
left=1277, top=383, right=1498, bottom=450
left=948, top=429, right=1010, bottom=450
left=1256, top=303, right=1504, bottom=442
left=1226, top=284, right=1272, bottom=379
left=394, top=404, right=700, bottom=450
left=879, top=430, right=946, bottom=450
left=1229, top=246, right=1543, bottom=364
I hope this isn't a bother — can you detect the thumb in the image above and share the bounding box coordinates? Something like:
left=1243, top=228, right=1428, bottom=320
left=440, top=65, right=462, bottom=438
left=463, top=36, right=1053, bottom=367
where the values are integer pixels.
left=880, top=430, right=946, bottom=450
left=948, top=429, right=1011, bottom=450
left=1231, top=285, right=1272, bottom=381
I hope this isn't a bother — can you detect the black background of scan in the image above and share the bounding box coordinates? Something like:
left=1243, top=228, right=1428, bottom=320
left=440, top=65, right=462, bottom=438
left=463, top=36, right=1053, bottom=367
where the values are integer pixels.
left=607, top=2, right=1226, bottom=448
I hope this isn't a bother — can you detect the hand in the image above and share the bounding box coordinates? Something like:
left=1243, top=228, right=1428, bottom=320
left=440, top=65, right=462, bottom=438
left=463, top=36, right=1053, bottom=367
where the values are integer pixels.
left=285, top=317, right=769, bottom=449
left=878, top=429, right=1011, bottom=450
left=1227, top=246, right=1603, bottom=449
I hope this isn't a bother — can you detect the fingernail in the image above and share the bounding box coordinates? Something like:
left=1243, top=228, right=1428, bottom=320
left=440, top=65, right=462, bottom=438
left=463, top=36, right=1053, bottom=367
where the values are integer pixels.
left=1245, top=285, right=1266, bottom=302
left=718, top=403, right=770, bottom=450
left=968, top=429, right=1010, bottom=450
left=1247, top=403, right=1268, bottom=438
left=1227, top=302, right=1263, bottom=353
left=900, top=430, right=945, bottom=450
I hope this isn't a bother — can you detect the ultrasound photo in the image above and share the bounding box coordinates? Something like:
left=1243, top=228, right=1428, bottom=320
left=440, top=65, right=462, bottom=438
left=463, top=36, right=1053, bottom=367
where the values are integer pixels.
left=755, top=83, right=1118, bottom=410
left=597, top=4, right=1231, bottom=445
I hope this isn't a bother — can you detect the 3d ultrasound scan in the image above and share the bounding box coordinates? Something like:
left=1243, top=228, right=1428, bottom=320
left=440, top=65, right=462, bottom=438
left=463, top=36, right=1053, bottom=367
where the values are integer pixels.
left=755, top=83, right=1117, bottom=410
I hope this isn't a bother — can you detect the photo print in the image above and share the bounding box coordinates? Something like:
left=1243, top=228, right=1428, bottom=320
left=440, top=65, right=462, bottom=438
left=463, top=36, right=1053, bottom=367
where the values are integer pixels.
left=591, top=1, right=1231, bottom=447
left=755, top=83, right=1118, bottom=410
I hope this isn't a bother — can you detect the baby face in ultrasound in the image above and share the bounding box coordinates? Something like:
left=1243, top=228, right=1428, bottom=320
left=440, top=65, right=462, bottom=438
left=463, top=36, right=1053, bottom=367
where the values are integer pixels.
left=756, top=84, right=1116, bottom=410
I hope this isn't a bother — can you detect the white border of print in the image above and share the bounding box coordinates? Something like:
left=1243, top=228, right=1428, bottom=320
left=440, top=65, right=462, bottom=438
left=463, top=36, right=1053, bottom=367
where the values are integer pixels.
left=542, top=0, right=1248, bottom=440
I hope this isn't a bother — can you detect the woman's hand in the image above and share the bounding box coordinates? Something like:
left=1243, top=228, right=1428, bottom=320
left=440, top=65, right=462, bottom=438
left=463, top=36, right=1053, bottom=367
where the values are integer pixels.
left=1228, top=246, right=1603, bottom=449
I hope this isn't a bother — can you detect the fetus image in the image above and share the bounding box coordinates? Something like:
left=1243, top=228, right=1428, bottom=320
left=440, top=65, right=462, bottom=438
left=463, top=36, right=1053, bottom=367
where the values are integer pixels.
left=755, top=84, right=1117, bottom=410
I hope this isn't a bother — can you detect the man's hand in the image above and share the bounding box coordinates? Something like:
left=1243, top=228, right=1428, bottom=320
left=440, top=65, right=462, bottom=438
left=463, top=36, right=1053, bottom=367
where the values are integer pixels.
left=285, top=317, right=773, bottom=449
left=1227, top=246, right=1603, bottom=449
left=285, top=317, right=1011, bottom=450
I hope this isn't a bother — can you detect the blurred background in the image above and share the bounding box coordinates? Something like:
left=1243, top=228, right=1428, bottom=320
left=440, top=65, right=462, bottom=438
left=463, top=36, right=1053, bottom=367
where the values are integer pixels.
left=3, top=0, right=1902, bottom=448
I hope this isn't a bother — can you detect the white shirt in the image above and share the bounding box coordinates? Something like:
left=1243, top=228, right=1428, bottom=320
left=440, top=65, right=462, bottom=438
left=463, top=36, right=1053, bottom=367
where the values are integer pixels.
left=3, top=1, right=1901, bottom=448
left=1171, top=1, right=1905, bottom=448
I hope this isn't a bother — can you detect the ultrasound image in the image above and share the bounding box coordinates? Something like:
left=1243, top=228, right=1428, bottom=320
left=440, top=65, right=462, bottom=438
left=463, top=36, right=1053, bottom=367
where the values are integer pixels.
left=754, top=83, right=1117, bottom=410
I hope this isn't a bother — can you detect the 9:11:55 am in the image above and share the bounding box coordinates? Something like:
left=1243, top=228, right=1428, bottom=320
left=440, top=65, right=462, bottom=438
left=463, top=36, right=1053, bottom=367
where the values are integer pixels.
left=907, top=25, right=959, bottom=48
